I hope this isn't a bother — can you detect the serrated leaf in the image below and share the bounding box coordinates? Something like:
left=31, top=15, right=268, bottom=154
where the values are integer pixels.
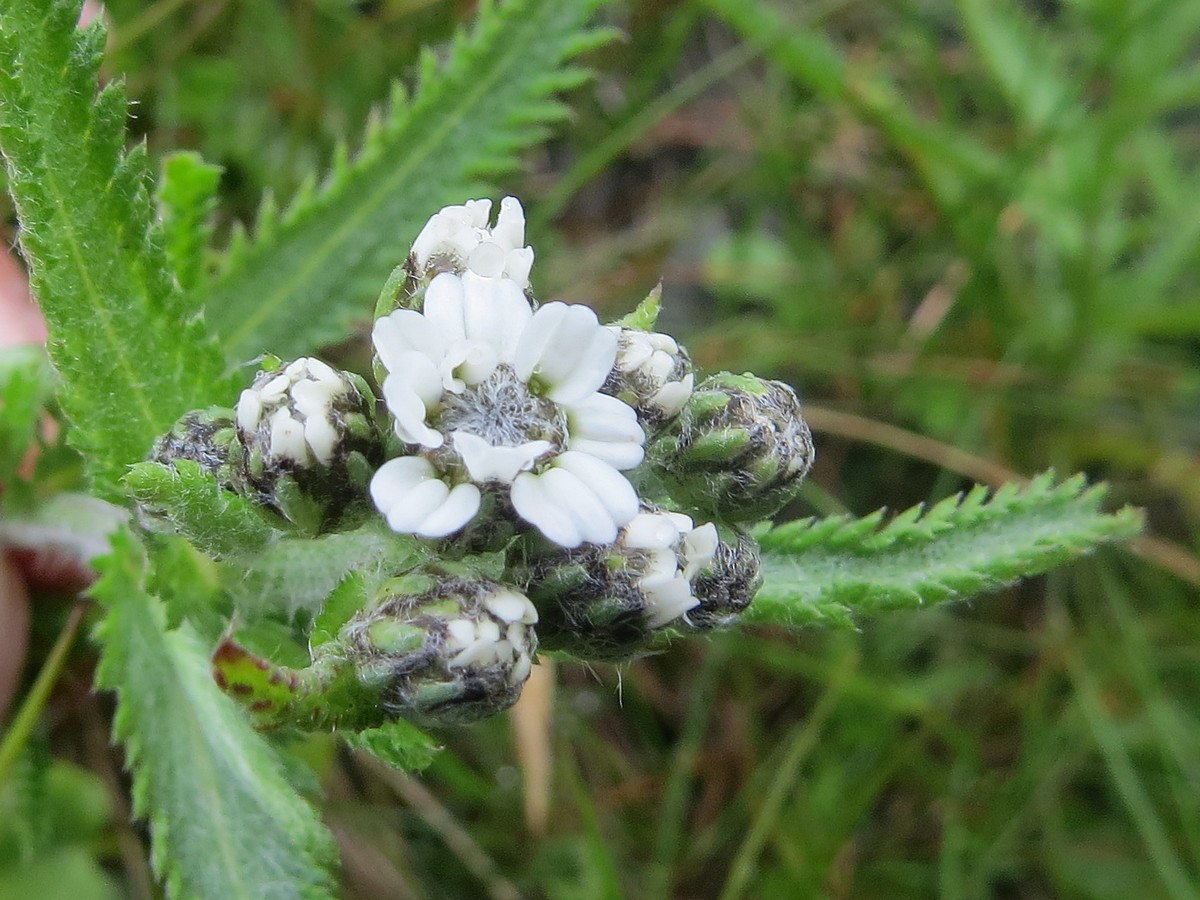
left=157, top=151, right=223, bottom=294
left=202, top=0, right=610, bottom=361
left=126, top=460, right=283, bottom=558
left=92, top=529, right=337, bottom=899
left=748, top=473, right=1143, bottom=627
left=0, top=2, right=228, bottom=499
left=346, top=720, right=440, bottom=773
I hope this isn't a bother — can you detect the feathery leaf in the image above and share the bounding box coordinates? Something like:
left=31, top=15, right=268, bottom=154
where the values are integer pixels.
left=202, top=0, right=610, bottom=362
left=748, top=473, right=1144, bottom=627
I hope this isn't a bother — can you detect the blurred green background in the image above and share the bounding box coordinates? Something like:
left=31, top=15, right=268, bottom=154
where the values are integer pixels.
left=9, top=0, right=1200, bottom=896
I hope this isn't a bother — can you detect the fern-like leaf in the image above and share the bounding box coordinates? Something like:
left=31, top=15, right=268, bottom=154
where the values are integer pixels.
left=0, top=1, right=227, bottom=499
left=749, top=472, right=1143, bottom=627
left=157, top=152, right=223, bottom=295
left=92, top=529, right=337, bottom=899
left=201, top=0, right=613, bottom=362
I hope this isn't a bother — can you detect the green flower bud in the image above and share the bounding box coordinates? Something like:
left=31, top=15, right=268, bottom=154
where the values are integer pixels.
left=525, top=505, right=719, bottom=660
left=317, top=577, right=540, bottom=726
left=601, top=327, right=695, bottom=433
left=653, top=373, right=814, bottom=521
left=683, top=527, right=763, bottom=630
left=232, top=356, right=385, bottom=532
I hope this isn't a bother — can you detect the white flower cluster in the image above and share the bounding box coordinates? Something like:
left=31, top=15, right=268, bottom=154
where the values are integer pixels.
left=444, top=588, right=538, bottom=687
left=371, top=198, right=646, bottom=548
left=236, top=357, right=352, bottom=466
left=619, top=509, right=719, bottom=628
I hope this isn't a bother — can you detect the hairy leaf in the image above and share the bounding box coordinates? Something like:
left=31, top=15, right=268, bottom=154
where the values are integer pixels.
left=202, top=0, right=612, bottom=361
left=0, top=1, right=227, bottom=499
left=749, top=473, right=1143, bottom=627
left=92, top=529, right=337, bottom=899
left=347, top=721, right=441, bottom=773
left=158, top=151, right=223, bottom=294
left=224, top=521, right=421, bottom=620
left=126, top=460, right=284, bottom=558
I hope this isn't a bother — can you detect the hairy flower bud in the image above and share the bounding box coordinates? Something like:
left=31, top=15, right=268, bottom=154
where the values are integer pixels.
left=525, top=505, right=719, bottom=660
left=232, top=357, right=384, bottom=531
left=318, top=577, right=540, bottom=725
left=602, top=327, right=695, bottom=432
left=149, top=406, right=240, bottom=480
left=684, top=527, right=763, bottom=630
left=407, top=196, right=534, bottom=290
left=653, top=373, right=814, bottom=521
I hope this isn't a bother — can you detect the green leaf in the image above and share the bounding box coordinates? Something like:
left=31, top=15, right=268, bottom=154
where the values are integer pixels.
left=202, top=0, right=612, bottom=361
left=748, top=473, right=1144, bottom=627
left=157, top=151, right=223, bottom=294
left=126, top=460, right=284, bottom=558
left=0, top=2, right=228, bottom=499
left=92, top=528, right=337, bottom=899
left=346, top=720, right=441, bottom=773
left=224, top=521, right=420, bottom=620
left=0, top=346, right=52, bottom=488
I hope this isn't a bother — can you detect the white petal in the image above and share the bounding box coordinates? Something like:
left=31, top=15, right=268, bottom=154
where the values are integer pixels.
left=416, top=482, right=481, bottom=537
left=423, top=273, right=467, bottom=345
left=623, top=512, right=681, bottom=551
left=465, top=198, right=492, bottom=228
left=467, top=241, right=507, bottom=278
left=370, top=456, right=436, bottom=509
left=373, top=310, right=446, bottom=373
left=285, top=359, right=307, bottom=377
left=236, top=389, right=263, bottom=432
left=511, top=471, right=582, bottom=547
left=494, top=196, right=526, bottom=251
left=567, top=393, right=645, bottom=443
left=553, top=451, right=639, bottom=526
left=505, top=247, right=534, bottom=290
left=382, top=477, right=453, bottom=533
left=508, top=653, right=533, bottom=686
left=460, top=271, right=531, bottom=362
left=544, top=323, right=618, bottom=405
left=382, top=374, right=443, bottom=447
left=540, top=466, right=618, bottom=545
left=682, top=522, right=720, bottom=579
left=567, top=437, right=645, bottom=470
left=644, top=578, right=700, bottom=629
left=385, top=351, right=444, bottom=408
left=452, top=431, right=551, bottom=483
left=291, top=377, right=342, bottom=419
left=303, top=416, right=339, bottom=465
left=443, top=339, right=499, bottom=387
left=650, top=376, right=694, bottom=416
left=304, top=357, right=340, bottom=385
left=511, top=301, right=564, bottom=381
left=260, top=373, right=291, bottom=401
left=269, top=409, right=309, bottom=464
left=525, top=304, right=605, bottom=394
left=444, top=617, right=478, bottom=652
left=486, top=590, right=537, bottom=625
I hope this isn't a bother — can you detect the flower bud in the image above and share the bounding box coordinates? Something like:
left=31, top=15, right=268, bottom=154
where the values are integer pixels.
left=683, top=527, right=763, bottom=630
left=407, top=196, right=534, bottom=290
left=653, top=373, right=814, bottom=521
left=602, top=327, right=695, bottom=433
left=232, top=357, right=385, bottom=532
left=148, top=406, right=240, bottom=482
left=526, top=505, right=719, bottom=660
left=319, top=576, right=540, bottom=726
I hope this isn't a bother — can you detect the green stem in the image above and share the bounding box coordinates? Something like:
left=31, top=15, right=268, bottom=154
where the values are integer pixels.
left=0, top=600, right=88, bottom=787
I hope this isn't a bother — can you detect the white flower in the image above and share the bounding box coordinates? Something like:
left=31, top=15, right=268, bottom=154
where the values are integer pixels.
left=619, top=509, right=719, bottom=628
left=371, top=201, right=645, bottom=547
left=409, top=196, right=534, bottom=290
left=236, top=357, right=351, bottom=466
left=604, top=327, right=695, bottom=423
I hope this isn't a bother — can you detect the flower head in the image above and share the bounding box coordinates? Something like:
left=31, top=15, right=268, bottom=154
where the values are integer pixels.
left=371, top=199, right=646, bottom=547
left=602, top=327, right=695, bottom=431
left=409, top=196, right=534, bottom=289
left=525, top=504, right=720, bottom=659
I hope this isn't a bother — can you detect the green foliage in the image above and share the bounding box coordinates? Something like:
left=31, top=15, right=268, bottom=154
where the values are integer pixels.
left=0, top=347, right=51, bottom=488
left=157, top=152, right=223, bottom=295
left=126, top=460, right=283, bottom=558
left=92, top=529, right=337, bottom=899
left=751, top=473, right=1143, bottom=627
left=201, top=0, right=613, bottom=362
left=0, top=0, right=227, bottom=500
left=346, top=720, right=441, bottom=773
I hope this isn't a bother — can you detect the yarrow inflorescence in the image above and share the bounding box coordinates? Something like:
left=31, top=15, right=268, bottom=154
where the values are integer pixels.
left=143, top=195, right=814, bottom=730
